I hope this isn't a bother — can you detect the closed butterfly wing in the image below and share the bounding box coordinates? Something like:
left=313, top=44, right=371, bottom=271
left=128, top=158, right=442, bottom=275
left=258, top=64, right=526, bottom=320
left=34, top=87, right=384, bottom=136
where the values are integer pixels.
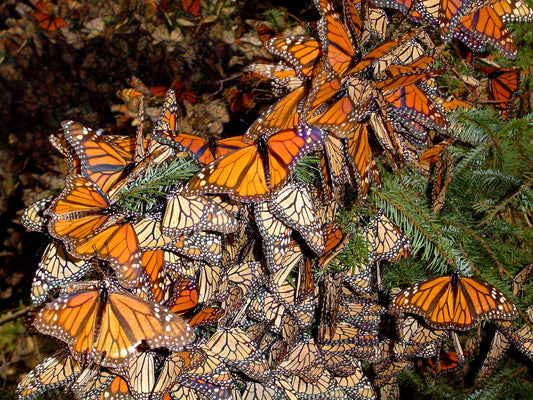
left=21, top=195, right=54, bottom=233
left=254, top=201, right=293, bottom=273
left=17, top=349, right=82, bottom=400
left=169, top=276, right=199, bottom=314
left=512, top=263, right=533, bottom=295
left=206, top=327, right=270, bottom=382
left=487, top=67, right=521, bottom=120
left=316, top=0, right=356, bottom=76
left=385, top=84, right=448, bottom=135
left=161, top=189, right=238, bottom=236
left=335, top=360, right=376, bottom=400
left=248, top=62, right=305, bottom=94
left=268, top=182, right=325, bottom=255
left=62, top=121, right=135, bottom=194
left=478, top=330, right=511, bottom=384
left=245, top=86, right=306, bottom=142
left=346, top=121, right=381, bottom=200
left=264, top=36, right=321, bottom=78
left=394, top=316, right=449, bottom=360
left=365, top=210, right=411, bottom=263
left=31, top=241, right=92, bottom=305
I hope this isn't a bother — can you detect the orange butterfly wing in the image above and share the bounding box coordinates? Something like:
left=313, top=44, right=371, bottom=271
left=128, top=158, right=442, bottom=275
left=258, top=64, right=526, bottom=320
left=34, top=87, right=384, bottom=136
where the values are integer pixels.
left=264, top=37, right=321, bottom=78
left=391, top=274, right=519, bottom=330
left=74, top=223, right=141, bottom=286
left=62, top=121, right=135, bottom=194
left=459, top=6, right=516, bottom=58
left=35, top=284, right=196, bottom=368
left=317, top=0, right=356, bottom=76
left=245, top=86, right=306, bottom=142
left=187, top=127, right=324, bottom=202
left=34, top=289, right=100, bottom=362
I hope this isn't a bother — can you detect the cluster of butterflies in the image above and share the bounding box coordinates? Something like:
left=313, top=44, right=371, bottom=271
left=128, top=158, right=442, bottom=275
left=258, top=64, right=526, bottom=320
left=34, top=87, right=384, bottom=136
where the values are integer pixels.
left=17, top=0, right=533, bottom=399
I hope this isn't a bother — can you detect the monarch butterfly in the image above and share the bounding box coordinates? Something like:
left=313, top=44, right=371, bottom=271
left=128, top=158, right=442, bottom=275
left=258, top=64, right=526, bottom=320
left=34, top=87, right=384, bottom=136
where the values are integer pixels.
left=318, top=322, right=381, bottom=361
left=31, top=241, right=92, bottom=305
left=343, top=261, right=374, bottom=294
left=319, top=274, right=343, bottom=339
left=135, top=214, right=223, bottom=265
left=244, top=86, right=307, bottom=142
left=125, top=351, right=158, bottom=399
left=268, top=182, right=325, bottom=255
left=170, top=231, right=223, bottom=266
left=227, top=261, right=263, bottom=296
left=72, top=369, right=132, bottom=400
left=205, top=327, right=270, bottom=382
left=154, top=126, right=248, bottom=167
left=478, top=331, right=510, bottom=385
left=432, top=149, right=454, bottom=213
left=169, top=276, right=198, bottom=314
left=458, top=5, right=517, bottom=58
left=485, top=67, right=521, bottom=120
left=21, top=195, right=54, bottom=233
left=335, top=360, right=376, bottom=400
left=49, top=131, right=82, bottom=174
left=186, top=126, right=325, bottom=203
left=287, top=371, right=341, bottom=399
left=180, top=0, right=200, bottom=17
left=428, top=348, right=468, bottom=375
left=346, top=38, right=405, bottom=76
left=248, top=62, right=304, bottom=94
left=364, top=209, right=411, bottom=263
left=34, top=1, right=67, bottom=31
left=457, top=0, right=533, bottom=59
left=271, top=241, right=304, bottom=287
left=264, top=36, right=321, bottom=78
left=17, top=349, right=81, bottom=400
left=394, top=316, right=449, bottom=360
left=385, top=85, right=449, bottom=138
left=362, top=6, right=389, bottom=42
left=46, top=175, right=142, bottom=287
left=33, top=279, right=195, bottom=368
left=316, top=0, right=357, bottom=77
left=248, top=288, right=286, bottom=333
left=140, top=249, right=169, bottom=303
left=276, top=337, right=324, bottom=382
left=198, top=263, right=227, bottom=304
left=161, top=186, right=238, bottom=236
left=497, top=322, right=533, bottom=361
left=338, top=296, right=384, bottom=331
left=512, top=263, right=533, bottom=295
left=371, top=0, right=414, bottom=18
left=305, top=72, right=365, bottom=139
left=241, top=382, right=288, bottom=400
left=390, top=271, right=519, bottom=330
left=172, top=349, right=233, bottom=399
left=61, top=121, right=137, bottom=194
left=187, top=306, right=225, bottom=326
left=342, top=0, right=363, bottom=42
left=319, top=223, right=350, bottom=268
left=345, top=121, right=381, bottom=201
left=437, top=0, right=473, bottom=42
left=374, top=360, right=413, bottom=386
